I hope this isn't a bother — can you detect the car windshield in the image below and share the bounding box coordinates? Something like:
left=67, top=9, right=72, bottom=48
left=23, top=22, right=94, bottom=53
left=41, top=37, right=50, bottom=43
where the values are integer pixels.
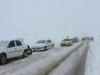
left=37, top=40, right=46, bottom=43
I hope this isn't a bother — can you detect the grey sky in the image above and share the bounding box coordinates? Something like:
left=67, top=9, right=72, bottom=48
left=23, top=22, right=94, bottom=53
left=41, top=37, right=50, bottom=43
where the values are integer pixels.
left=0, top=0, right=100, bottom=44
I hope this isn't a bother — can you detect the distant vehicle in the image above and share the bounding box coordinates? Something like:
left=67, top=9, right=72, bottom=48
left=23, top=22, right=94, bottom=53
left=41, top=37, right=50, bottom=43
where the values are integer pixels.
left=61, top=39, right=73, bottom=47
left=0, top=39, right=32, bottom=64
left=72, top=37, right=79, bottom=43
left=82, top=37, right=94, bottom=41
left=32, top=40, right=54, bottom=51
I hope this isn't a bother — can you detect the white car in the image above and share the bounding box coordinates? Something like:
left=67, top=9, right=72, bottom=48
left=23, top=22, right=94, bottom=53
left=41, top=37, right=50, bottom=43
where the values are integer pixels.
left=32, top=40, right=54, bottom=51
left=0, top=39, right=32, bottom=64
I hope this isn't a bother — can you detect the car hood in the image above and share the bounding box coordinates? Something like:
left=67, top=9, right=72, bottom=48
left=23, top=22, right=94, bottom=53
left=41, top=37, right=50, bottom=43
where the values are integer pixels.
left=0, top=46, right=7, bottom=50
left=32, top=43, right=46, bottom=48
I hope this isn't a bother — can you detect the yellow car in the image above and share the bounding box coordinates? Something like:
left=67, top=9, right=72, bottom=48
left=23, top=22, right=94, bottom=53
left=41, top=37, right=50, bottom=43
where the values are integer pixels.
left=61, top=39, right=73, bottom=47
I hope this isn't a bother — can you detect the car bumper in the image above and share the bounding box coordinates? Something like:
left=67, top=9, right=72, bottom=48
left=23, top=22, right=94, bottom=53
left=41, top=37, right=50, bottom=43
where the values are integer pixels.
left=32, top=47, right=45, bottom=51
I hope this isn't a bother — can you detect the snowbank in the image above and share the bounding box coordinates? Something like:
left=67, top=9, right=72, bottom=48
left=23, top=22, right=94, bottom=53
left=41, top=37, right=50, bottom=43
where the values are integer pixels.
left=85, top=38, right=100, bottom=75
left=9, top=42, right=84, bottom=75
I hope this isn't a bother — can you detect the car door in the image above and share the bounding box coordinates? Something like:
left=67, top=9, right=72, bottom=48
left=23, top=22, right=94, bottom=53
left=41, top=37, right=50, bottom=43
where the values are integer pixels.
left=7, top=40, right=17, bottom=58
left=15, top=40, right=23, bottom=56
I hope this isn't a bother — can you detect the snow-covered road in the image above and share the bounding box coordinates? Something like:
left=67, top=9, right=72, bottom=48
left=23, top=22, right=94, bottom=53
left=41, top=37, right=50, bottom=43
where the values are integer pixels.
left=0, top=41, right=89, bottom=75
left=48, top=42, right=88, bottom=75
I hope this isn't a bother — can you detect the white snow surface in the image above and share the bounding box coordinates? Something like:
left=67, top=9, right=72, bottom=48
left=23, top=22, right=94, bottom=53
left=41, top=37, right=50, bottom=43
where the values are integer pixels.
left=85, top=38, right=100, bottom=75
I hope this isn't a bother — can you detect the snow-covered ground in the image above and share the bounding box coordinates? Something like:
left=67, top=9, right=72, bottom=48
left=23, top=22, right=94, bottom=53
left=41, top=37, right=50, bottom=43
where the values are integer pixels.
left=85, top=38, right=100, bottom=75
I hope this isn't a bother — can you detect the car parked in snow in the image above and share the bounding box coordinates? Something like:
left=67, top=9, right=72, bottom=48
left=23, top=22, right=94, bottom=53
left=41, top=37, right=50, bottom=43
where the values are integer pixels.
left=0, top=39, right=32, bottom=64
left=32, top=40, right=54, bottom=51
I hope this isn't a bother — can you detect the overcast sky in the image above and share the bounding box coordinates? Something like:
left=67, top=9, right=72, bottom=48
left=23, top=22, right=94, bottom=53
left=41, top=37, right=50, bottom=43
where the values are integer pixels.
left=0, top=0, right=100, bottom=44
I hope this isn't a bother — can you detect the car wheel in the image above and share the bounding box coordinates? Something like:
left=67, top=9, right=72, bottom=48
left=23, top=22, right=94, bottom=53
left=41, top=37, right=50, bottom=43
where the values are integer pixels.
left=28, top=49, right=32, bottom=55
left=23, top=51, right=28, bottom=58
left=0, top=54, right=7, bottom=64
left=27, top=49, right=32, bottom=55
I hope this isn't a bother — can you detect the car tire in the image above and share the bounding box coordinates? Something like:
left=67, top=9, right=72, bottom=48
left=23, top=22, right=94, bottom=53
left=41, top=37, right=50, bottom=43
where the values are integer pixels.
left=26, top=49, right=32, bottom=55
left=23, top=50, right=28, bottom=58
left=28, top=49, right=32, bottom=55
left=0, top=53, right=7, bottom=64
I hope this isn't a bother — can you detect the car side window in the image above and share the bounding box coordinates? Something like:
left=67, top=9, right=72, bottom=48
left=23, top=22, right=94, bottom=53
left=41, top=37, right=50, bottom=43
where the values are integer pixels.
left=8, top=41, right=15, bottom=48
left=16, top=40, right=22, bottom=46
